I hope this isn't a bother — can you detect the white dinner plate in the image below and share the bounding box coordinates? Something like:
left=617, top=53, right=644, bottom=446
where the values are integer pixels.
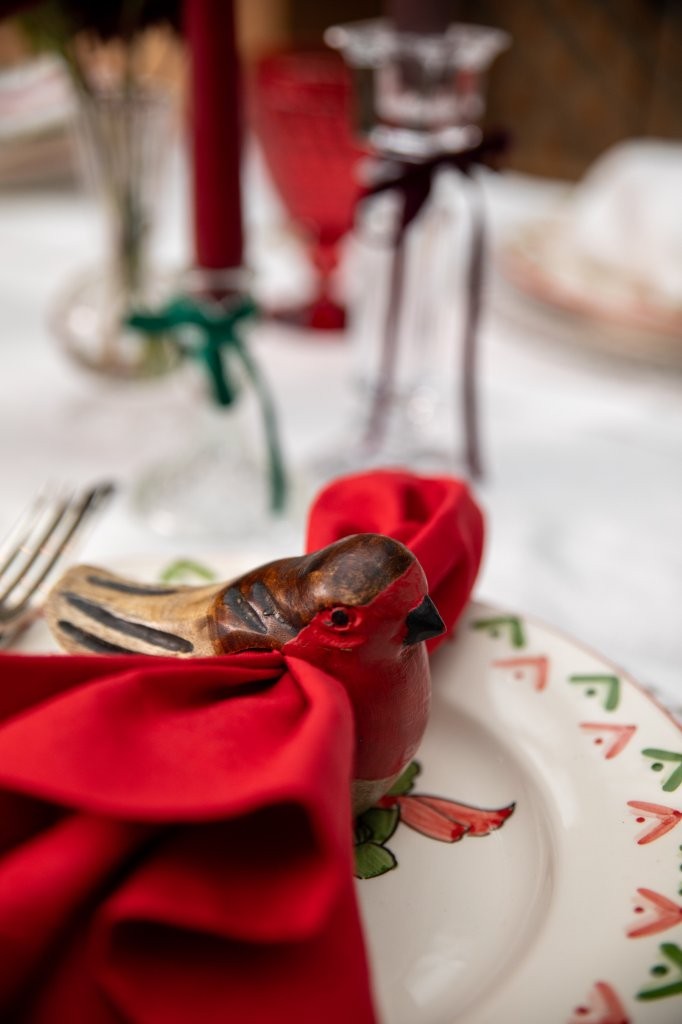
left=17, top=556, right=682, bottom=1024
left=361, top=601, right=682, bottom=1024
left=498, top=215, right=682, bottom=371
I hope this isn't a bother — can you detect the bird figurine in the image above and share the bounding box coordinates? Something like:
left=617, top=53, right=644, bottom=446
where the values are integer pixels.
left=45, top=533, right=445, bottom=814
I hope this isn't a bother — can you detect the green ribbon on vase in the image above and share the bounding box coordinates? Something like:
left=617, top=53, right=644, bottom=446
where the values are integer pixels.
left=127, top=295, right=287, bottom=514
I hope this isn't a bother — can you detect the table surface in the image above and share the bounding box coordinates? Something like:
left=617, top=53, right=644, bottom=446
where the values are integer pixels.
left=1, top=142, right=681, bottom=712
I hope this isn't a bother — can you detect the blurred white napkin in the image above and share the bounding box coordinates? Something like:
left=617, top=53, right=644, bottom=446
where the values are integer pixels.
left=564, top=139, right=682, bottom=307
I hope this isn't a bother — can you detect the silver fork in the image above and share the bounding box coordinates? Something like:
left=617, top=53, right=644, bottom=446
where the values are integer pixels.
left=0, top=482, right=115, bottom=649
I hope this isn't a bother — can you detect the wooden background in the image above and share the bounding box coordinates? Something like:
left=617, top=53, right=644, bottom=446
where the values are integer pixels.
left=253, top=0, right=682, bottom=180
left=1, top=0, right=680, bottom=180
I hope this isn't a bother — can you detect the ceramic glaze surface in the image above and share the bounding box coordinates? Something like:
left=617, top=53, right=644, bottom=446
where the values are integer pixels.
left=357, top=602, right=682, bottom=1024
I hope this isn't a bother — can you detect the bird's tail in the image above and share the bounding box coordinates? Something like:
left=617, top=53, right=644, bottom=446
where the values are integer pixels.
left=45, top=565, right=221, bottom=657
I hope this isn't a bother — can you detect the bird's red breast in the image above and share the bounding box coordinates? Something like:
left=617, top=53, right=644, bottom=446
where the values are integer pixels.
left=284, top=558, right=432, bottom=783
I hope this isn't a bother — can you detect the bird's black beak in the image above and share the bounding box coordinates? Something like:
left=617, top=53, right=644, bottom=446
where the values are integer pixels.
left=404, top=595, right=445, bottom=646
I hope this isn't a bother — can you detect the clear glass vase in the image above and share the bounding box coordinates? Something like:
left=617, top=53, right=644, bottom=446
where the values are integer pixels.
left=50, top=82, right=181, bottom=379
left=130, top=269, right=299, bottom=553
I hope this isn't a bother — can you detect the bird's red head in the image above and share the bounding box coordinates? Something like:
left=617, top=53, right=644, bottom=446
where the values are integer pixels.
left=211, top=533, right=444, bottom=664
left=283, top=544, right=443, bottom=666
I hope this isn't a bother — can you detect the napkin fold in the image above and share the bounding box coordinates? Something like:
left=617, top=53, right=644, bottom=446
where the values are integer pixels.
left=0, top=471, right=483, bottom=1024
left=307, top=470, right=484, bottom=651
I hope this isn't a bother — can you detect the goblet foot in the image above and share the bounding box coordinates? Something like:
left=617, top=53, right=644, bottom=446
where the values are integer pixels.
left=265, top=295, right=346, bottom=332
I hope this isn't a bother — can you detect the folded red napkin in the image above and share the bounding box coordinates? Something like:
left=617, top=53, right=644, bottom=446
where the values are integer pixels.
left=0, top=471, right=483, bottom=1024
left=307, top=470, right=484, bottom=653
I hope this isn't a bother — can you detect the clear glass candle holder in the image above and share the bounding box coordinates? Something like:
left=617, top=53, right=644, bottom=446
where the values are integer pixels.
left=325, top=19, right=510, bottom=158
left=305, top=17, right=510, bottom=486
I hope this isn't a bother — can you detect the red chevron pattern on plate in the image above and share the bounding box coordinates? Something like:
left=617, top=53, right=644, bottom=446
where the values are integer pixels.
left=579, top=722, right=637, bottom=759
left=568, top=980, right=630, bottom=1024
left=627, top=801, right=682, bottom=845
left=492, top=655, right=549, bottom=691
left=628, top=888, right=682, bottom=939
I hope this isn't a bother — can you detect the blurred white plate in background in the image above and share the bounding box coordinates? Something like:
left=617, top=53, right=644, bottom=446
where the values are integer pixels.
left=498, top=214, right=682, bottom=369
left=497, top=140, right=682, bottom=369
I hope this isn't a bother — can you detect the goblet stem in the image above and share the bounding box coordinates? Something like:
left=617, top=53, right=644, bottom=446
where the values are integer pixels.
left=307, top=235, right=346, bottom=330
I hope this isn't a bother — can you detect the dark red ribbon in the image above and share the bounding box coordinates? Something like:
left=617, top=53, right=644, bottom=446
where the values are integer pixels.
left=361, top=130, right=509, bottom=479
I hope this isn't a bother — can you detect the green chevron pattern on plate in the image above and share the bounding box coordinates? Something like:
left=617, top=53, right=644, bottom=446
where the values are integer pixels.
left=641, top=749, right=682, bottom=793
left=471, top=615, right=526, bottom=648
left=637, top=943, right=682, bottom=1001
left=569, top=673, right=621, bottom=712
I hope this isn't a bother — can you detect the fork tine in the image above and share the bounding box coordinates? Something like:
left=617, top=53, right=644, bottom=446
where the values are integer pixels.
left=0, top=487, right=57, bottom=580
left=0, top=482, right=115, bottom=621
left=17, top=483, right=115, bottom=607
left=0, top=493, right=73, bottom=606
left=0, top=607, right=42, bottom=651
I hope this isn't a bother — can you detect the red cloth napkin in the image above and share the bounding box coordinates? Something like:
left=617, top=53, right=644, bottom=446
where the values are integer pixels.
left=0, top=471, right=483, bottom=1024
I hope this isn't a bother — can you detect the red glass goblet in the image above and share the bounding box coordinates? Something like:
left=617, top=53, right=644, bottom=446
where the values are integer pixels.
left=251, top=50, right=364, bottom=331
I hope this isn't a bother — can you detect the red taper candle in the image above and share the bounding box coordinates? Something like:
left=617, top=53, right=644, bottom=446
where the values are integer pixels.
left=387, top=0, right=453, bottom=34
left=184, top=0, right=244, bottom=270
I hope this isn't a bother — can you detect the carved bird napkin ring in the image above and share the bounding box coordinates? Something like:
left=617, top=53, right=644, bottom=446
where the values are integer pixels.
left=45, top=534, right=445, bottom=814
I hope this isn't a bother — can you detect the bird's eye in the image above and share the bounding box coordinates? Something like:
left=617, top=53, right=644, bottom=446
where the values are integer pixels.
left=330, top=608, right=350, bottom=627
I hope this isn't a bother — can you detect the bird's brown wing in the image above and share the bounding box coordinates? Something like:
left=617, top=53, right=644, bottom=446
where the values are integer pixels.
left=46, top=564, right=304, bottom=657
left=211, top=569, right=303, bottom=653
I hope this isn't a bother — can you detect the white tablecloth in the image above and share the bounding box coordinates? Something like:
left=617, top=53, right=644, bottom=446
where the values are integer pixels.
left=1, top=146, right=681, bottom=711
